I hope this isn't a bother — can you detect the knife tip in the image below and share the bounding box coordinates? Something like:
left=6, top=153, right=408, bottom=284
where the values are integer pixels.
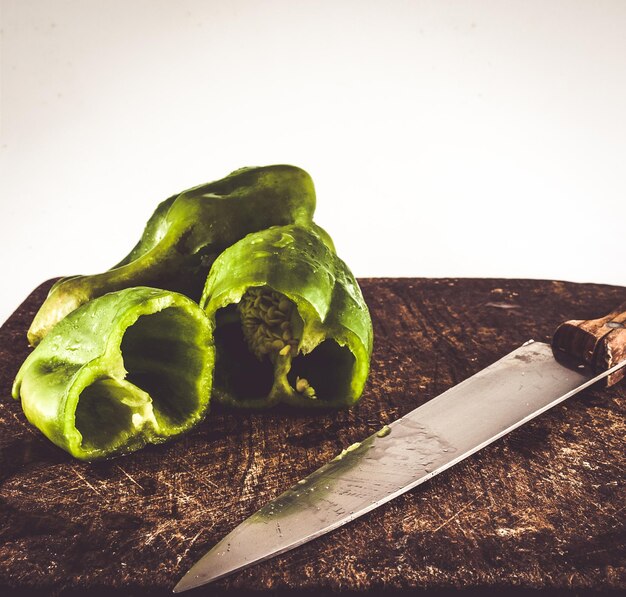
left=173, top=568, right=223, bottom=593
left=172, top=582, right=184, bottom=593
left=172, top=575, right=197, bottom=593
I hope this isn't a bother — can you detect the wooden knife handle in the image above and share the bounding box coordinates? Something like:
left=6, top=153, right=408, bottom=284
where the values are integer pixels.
left=552, top=301, right=626, bottom=387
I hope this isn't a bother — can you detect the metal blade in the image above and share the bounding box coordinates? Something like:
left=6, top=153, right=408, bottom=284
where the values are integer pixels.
left=174, top=341, right=626, bottom=593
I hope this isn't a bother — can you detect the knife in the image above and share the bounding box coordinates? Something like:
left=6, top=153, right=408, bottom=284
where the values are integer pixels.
left=174, top=301, right=626, bottom=593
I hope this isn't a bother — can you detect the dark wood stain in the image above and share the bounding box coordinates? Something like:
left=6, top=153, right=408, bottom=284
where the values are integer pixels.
left=0, top=278, right=624, bottom=595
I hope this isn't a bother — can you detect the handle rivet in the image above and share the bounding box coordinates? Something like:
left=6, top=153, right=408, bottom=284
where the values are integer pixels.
left=606, top=321, right=625, bottom=329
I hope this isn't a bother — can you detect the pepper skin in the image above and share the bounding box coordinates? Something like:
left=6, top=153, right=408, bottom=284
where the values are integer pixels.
left=200, top=224, right=373, bottom=409
left=13, top=287, right=214, bottom=461
left=28, top=165, right=316, bottom=346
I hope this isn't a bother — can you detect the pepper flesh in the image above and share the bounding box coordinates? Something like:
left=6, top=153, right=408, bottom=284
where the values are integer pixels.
left=200, top=224, right=373, bottom=408
left=13, top=287, right=214, bottom=461
left=28, top=165, right=317, bottom=346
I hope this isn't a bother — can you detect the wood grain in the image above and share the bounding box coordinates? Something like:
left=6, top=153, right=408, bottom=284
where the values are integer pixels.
left=1, top=278, right=625, bottom=596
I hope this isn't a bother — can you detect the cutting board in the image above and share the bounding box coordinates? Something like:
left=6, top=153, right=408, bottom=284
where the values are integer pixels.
left=1, top=278, right=624, bottom=596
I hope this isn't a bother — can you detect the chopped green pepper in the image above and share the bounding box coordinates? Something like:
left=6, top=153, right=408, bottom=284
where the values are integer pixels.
left=28, top=165, right=316, bottom=346
left=200, top=224, right=373, bottom=409
left=13, top=287, right=214, bottom=461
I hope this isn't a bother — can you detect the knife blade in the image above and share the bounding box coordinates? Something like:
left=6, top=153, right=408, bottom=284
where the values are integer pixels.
left=174, top=302, right=626, bottom=593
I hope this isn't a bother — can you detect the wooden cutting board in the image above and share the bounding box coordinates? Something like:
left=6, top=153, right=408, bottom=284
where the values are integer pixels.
left=1, top=278, right=624, bottom=596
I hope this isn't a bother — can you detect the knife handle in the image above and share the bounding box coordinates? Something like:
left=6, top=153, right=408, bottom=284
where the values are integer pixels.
left=552, top=301, right=626, bottom=387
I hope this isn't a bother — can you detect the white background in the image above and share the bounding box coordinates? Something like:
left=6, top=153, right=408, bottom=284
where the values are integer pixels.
left=2, top=0, right=626, bottom=327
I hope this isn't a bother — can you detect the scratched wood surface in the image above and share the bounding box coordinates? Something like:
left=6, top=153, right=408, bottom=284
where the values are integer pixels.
left=1, top=278, right=625, bottom=596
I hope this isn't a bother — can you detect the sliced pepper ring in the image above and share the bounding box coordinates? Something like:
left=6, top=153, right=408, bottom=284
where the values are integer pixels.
left=13, top=287, right=214, bottom=461
left=200, top=224, right=373, bottom=409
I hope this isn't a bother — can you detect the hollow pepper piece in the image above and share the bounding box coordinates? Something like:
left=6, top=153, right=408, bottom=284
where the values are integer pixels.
left=28, top=165, right=316, bottom=346
left=13, top=287, right=214, bottom=461
left=200, top=224, right=373, bottom=409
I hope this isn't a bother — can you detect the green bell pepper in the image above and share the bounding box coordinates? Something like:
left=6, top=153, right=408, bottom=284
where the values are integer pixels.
left=28, top=165, right=316, bottom=346
left=13, top=287, right=214, bottom=461
left=200, top=224, right=373, bottom=409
